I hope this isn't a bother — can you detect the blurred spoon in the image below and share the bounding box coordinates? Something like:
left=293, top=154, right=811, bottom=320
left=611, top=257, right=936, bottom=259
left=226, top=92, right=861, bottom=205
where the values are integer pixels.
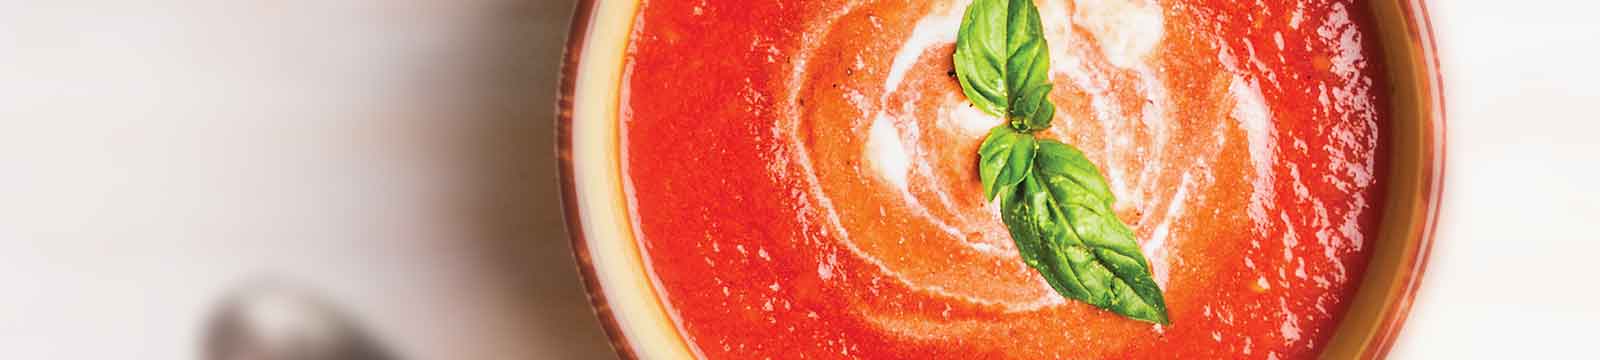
left=203, top=282, right=395, bottom=360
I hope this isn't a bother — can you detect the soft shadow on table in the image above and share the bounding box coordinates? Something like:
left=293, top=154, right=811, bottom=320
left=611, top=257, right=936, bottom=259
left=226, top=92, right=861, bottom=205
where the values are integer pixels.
left=447, top=0, right=616, bottom=358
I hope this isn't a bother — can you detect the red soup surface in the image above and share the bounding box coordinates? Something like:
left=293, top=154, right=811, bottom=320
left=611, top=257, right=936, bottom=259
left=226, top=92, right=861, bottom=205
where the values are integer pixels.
left=620, top=0, right=1389, bottom=358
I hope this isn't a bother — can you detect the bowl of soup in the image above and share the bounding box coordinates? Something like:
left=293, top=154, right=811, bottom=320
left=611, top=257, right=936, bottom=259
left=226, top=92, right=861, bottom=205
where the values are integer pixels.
left=558, top=0, right=1443, bottom=358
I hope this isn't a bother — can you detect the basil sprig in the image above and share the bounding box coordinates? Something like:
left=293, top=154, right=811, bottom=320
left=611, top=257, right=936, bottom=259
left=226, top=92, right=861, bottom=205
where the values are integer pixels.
left=956, top=0, right=1170, bottom=324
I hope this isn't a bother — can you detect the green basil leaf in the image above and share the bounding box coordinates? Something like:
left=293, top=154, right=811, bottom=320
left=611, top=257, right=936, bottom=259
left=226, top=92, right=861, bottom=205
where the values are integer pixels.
left=999, top=140, right=1170, bottom=324
left=954, top=0, right=1008, bottom=117
left=978, top=125, right=1037, bottom=201
left=954, top=0, right=1056, bottom=132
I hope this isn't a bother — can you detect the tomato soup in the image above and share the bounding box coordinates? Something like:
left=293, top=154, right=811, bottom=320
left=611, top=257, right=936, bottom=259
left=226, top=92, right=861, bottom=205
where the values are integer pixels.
left=619, top=0, right=1389, bottom=358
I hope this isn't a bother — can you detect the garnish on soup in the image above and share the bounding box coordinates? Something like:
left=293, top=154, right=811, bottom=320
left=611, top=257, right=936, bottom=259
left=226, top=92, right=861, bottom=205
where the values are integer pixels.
left=958, top=0, right=1169, bottom=324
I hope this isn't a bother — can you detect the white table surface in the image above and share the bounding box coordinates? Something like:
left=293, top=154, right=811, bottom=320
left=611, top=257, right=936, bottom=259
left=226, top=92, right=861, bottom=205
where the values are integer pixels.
left=0, top=0, right=1595, bottom=358
left=1387, top=1, right=1600, bottom=358
left=0, top=0, right=615, bottom=358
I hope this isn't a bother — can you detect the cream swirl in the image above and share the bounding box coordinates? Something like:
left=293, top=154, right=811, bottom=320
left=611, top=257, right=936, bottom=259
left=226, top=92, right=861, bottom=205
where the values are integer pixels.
left=778, top=0, right=1270, bottom=313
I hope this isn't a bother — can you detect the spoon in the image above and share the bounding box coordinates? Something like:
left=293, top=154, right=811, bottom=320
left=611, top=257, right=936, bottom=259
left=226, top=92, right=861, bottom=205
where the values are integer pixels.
left=203, top=282, right=395, bottom=360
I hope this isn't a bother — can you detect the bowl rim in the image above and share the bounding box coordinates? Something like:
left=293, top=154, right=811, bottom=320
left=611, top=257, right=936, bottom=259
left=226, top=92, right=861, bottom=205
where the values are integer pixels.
left=556, top=1, right=1446, bottom=358
left=1321, top=0, right=1446, bottom=357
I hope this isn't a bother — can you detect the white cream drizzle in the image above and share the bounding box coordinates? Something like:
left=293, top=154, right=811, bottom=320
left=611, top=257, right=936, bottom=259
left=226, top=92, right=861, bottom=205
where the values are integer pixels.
left=1230, top=75, right=1278, bottom=231
left=845, top=0, right=1194, bottom=310
left=876, top=5, right=1197, bottom=291
left=945, top=96, right=1002, bottom=136
left=782, top=0, right=1354, bottom=325
left=866, top=114, right=911, bottom=190
left=1072, top=0, right=1164, bottom=69
left=883, top=1, right=967, bottom=94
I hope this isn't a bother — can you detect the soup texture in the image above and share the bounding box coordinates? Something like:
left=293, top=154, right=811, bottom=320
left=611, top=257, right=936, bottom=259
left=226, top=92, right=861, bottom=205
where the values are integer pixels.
left=620, top=0, right=1390, bottom=358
